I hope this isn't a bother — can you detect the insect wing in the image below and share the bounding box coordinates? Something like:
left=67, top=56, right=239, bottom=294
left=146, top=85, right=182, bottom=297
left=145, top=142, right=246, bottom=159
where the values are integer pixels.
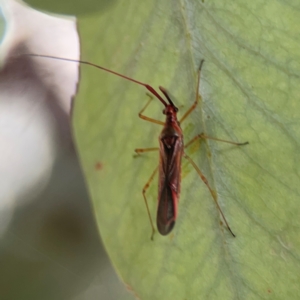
left=156, top=135, right=183, bottom=235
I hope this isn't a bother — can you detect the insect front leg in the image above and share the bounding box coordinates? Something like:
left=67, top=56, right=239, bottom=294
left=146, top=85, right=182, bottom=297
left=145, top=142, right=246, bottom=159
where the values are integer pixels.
left=180, top=60, right=204, bottom=124
left=138, top=93, right=165, bottom=125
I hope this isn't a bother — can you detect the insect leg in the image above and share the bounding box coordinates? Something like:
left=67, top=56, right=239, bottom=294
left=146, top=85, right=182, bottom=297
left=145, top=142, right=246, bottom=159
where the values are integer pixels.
left=180, top=60, right=205, bottom=124
left=138, top=93, right=165, bottom=125
left=141, top=166, right=159, bottom=240
left=134, top=147, right=159, bottom=155
left=185, top=133, right=248, bottom=149
left=183, top=153, right=236, bottom=237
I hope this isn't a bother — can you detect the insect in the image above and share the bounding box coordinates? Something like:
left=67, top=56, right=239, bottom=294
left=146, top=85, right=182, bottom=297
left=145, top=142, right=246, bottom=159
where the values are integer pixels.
left=26, top=54, right=248, bottom=239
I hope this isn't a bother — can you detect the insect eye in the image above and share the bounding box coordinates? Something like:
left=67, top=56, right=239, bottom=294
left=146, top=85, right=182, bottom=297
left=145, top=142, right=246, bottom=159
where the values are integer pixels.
left=175, top=107, right=178, bottom=112
left=162, top=109, right=166, bottom=114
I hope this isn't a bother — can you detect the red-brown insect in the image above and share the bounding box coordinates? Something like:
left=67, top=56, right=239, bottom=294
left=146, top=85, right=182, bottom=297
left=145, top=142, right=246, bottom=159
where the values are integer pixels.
left=27, top=54, right=248, bottom=239
left=134, top=61, right=248, bottom=239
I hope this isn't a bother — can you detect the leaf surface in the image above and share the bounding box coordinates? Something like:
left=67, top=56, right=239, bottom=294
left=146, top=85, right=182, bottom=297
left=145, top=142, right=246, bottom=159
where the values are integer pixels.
left=74, top=1, right=300, bottom=299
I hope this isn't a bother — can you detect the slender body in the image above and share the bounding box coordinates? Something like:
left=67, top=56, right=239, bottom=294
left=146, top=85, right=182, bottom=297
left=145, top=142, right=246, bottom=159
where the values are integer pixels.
left=157, top=89, right=183, bottom=235
left=26, top=54, right=248, bottom=239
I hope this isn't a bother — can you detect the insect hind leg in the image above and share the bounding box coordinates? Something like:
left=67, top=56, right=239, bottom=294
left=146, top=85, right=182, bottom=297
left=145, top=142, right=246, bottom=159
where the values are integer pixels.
left=141, top=166, right=159, bottom=240
left=183, top=153, right=236, bottom=237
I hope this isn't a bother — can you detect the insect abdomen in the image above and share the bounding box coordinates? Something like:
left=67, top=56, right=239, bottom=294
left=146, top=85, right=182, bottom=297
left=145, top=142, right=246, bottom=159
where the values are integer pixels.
left=156, top=184, right=177, bottom=235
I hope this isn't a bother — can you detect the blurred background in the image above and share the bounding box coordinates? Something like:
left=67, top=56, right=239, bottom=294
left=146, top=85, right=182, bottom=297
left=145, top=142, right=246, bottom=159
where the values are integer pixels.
left=0, top=153, right=133, bottom=300
left=0, top=1, right=134, bottom=299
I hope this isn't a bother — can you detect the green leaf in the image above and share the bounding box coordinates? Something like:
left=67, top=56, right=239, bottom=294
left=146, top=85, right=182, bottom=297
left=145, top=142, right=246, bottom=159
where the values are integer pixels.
left=74, top=1, right=300, bottom=299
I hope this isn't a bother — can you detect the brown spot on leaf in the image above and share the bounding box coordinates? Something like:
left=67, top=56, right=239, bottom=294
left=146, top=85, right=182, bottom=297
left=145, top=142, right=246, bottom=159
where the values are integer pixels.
left=95, top=162, right=103, bottom=171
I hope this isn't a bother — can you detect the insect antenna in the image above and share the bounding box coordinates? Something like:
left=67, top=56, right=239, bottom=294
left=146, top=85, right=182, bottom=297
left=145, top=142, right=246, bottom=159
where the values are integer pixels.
left=24, top=54, right=168, bottom=107
left=159, top=86, right=177, bottom=108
